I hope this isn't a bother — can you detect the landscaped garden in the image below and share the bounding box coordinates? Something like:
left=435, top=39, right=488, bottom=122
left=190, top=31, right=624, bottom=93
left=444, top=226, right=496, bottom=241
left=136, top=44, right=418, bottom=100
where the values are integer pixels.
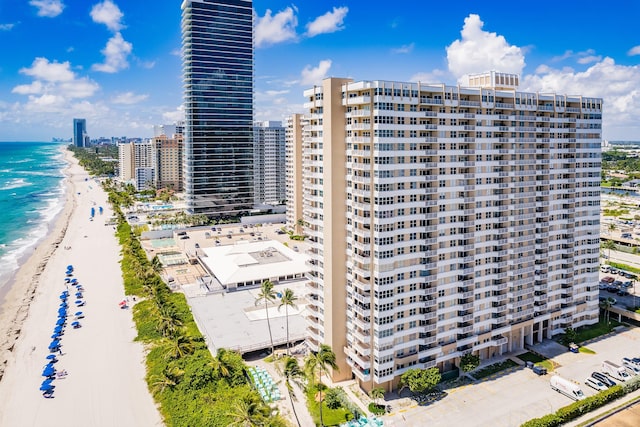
left=472, top=359, right=518, bottom=380
left=516, top=352, right=557, bottom=372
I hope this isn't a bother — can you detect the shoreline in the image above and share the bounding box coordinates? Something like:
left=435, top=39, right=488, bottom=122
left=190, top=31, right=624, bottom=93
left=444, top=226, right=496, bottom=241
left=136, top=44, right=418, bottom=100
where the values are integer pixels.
left=0, top=147, right=75, bottom=380
left=0, top=149, right=162, bottom=426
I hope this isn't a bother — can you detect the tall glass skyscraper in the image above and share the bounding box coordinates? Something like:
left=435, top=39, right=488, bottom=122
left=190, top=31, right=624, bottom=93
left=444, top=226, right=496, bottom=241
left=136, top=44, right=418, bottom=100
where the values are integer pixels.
left=181, top=0, right=254, bottom=216
left=73, top=118, right=87, bottom=148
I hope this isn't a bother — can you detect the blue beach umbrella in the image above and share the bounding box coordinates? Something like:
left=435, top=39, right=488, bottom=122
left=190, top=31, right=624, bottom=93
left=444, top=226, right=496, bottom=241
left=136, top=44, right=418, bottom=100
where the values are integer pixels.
left=75, top=311, right=84, bottom=318
left=75, top=292, right=83, bottom=298
left=72, top=321, right=81, bottom=328
left=75, top=300, right=85, bottom=306
left=59, top=302, right=67, bottom=307
left=42, top=378, right=54, bottom=386
left=53, top=326, right=63, bottom=334
left=59, top=295, right=67, bottom=300
left=50, top=339, right=60, bottom=347
left=56, top=318, right=65, bottom=326
left=66, top=265, right=73, bottom=271
left=40, top=383, right=54, bottom=392
left=42, top=366, right=55, bottom=377
left=64, top=278, right=70, bottom=283
left=51, top=333, right=60, bottom=339
left=45, top=354, right=57, bottom=360
left=58, top=308, right=66, bottom=314
left=70, top=278, right=77, bottom=284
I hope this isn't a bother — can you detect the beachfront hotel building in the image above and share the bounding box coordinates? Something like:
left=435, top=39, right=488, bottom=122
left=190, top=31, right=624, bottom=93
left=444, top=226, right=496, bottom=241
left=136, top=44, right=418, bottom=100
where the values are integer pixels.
left=285, top=114, right=305, bottom=232
left=299, top=73, right=602, bottom=391
left=253, top=120, right=286, bottom=206
left=181, top=0, right=254, bottom=217
left=117, top=135, right=183, bottom=191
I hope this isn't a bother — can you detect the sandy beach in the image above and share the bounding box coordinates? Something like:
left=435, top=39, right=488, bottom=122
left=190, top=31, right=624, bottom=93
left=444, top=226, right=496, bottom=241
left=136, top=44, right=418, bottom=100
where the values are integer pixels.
left=0, top=150, right=162, bottom=426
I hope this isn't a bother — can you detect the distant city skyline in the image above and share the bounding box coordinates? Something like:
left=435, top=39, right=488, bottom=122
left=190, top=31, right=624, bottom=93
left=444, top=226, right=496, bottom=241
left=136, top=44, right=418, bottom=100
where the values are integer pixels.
left=0, top=0, right=639, bottom=141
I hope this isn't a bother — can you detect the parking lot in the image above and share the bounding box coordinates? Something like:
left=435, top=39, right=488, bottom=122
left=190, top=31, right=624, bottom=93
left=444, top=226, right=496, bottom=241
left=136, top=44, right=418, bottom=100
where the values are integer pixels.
left=384, top=328, right=640, bottom=427
left=599, top=266, right=639, bottom=309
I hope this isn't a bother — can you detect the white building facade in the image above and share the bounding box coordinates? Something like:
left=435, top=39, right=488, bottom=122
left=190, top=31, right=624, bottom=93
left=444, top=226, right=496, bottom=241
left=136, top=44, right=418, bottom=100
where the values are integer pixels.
left=301, top=75, right=602, bottom=391
left=254, top=120, right=286, bottom=206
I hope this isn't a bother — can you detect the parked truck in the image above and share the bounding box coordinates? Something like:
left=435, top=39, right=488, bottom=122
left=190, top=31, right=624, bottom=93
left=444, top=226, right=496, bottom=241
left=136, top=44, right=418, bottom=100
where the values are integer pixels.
left=602, top=360, right=631, bottom=381
left=550, top=375, right=586, bottom=401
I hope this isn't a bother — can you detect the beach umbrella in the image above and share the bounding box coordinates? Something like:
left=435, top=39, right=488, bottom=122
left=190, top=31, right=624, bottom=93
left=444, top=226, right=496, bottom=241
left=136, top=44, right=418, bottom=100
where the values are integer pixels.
left=75, top=300, right=85, bottom=306
left=49, top=339, right=60, bottom=347
left=42, top=366, right=55, bottom=377
left=56, top=318, right=65, bottom=326
left=59, top=295, right=67, bottom=300
left=72, top=321, right=81, bottom=328
left=51, top=333, right=61, bottom=339
left=45, top=354, right=57, bottom=361
left=70, top=278, right=77, bottom=284
left=42, top=378, right=54, bottom=386
left=75, top=292, right=83, bottom=298
left=67, top=265, right=73, bottom=270
left=58, top=308, right=66, bottom=314
left=118, top=300, right=127, bottom=307
left=74, top=311, right=84, bottom=319
left=39, top=383, right=54, bottom=392
left=59, top=302, right=67, bottom=307
left=61, top=290, right=69, bottom=295
left=53, top=325, right=63, bottom=333
left=64, top=278, right=70, bottom=283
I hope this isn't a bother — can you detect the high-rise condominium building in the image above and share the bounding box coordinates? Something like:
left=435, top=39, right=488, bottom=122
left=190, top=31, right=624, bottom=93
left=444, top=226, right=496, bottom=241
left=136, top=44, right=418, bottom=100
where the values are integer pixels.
left=73, top=118, right=88, bottom=148
left=285, top=114, right=305, bottom=232
left=254, top=121, right=286, bottom=206
left=181, top=0, right=254, bottom=217
left=119, top=134, right=184, bottom=192
left=299, top=75, right=602, bottom=391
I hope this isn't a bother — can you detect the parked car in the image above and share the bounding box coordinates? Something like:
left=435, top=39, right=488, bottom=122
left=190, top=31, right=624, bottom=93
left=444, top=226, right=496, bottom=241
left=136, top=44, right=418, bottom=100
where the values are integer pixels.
left=612, top=280, right=623, bottom=287
left=180, top=235, right=190, bottom=240
left=617, top=289, right=630, bottom=297
left=585, top=377, right=608, bottom=391
left=599, top=283, right=608, bottom=290
left=623, top=361, right=640, bottom=376
left=194, top=243, right=200, bottom=249
left=623, top=357, right=640, bottom=368
left=601, top=276, right=615, bottom=283
left=591, top=372, right=616, bottom=387
left=532, top=365, right=547, bottom=375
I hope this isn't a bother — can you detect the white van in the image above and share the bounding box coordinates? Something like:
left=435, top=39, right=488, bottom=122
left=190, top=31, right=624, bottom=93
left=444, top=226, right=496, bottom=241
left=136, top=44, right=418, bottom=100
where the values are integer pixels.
left=550, top=376, right=586, bottom=401
left=602, top=360, right=631, bottom=382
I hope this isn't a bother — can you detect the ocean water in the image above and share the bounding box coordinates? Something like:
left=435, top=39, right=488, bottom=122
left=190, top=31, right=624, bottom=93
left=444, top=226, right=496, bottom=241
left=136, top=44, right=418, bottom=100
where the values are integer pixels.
left=0, top=141, right=67, bottom=295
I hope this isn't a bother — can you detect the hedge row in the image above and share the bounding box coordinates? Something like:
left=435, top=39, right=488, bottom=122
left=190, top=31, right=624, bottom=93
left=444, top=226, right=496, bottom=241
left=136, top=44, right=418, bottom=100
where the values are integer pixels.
left=521, top=376, right=640, bottom=427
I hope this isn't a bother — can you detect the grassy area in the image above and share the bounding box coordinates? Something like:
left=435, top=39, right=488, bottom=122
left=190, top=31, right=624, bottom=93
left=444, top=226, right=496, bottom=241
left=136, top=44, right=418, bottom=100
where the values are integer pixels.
left=579, top=347, right=596, bottom=354
left=305, top=387, right=354, bottom=426
left=516, top=352, right=556, bottom=372
left=472, top=359, right=518, bottom=380
left=574, top=319, right=623, bottom=343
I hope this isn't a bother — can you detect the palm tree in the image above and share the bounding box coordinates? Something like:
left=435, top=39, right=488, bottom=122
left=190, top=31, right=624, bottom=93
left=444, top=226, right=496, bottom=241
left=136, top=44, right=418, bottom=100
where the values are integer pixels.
left=157, top=305, right=183, bottom=337
left=161, top=333, right=196, bottom=360
left=255, top=280, right=276, bottom=354
left=150, top=255, right=163, bottom=273
left=278, top=288, right=298, bottom=356
left=369, top=387, right=385, bottom=409
left=603, top=239, right=616, bottom=260
left=226, top=399, right=263, bottom=427
left=600, top=297, right=612, bottom=326
left=278, top=356, right=305, bottom=427
left=608, top=222, right=617, bottom=235
left=304, top=344, right=339, bottom=427
left=149, top=365, right=184, bottom=395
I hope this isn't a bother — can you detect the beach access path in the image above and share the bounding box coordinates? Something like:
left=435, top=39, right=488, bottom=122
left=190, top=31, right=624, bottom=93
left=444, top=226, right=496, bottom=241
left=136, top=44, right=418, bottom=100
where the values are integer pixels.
left=0, top=150, right=162, bottom=427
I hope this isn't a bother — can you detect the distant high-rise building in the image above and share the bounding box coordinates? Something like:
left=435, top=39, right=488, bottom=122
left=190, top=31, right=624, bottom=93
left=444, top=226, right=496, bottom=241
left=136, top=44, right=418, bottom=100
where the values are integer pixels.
left=152, top=134, right=184, bottom=192
left=254, top=121, right=286, bottom=206
left=285, top=114, right=305, bottom=232
left=181, top=0, right=254, bottom=217
left=73, top=119, right=88, bottom=148
left=301, top=75, right=602, bottom=391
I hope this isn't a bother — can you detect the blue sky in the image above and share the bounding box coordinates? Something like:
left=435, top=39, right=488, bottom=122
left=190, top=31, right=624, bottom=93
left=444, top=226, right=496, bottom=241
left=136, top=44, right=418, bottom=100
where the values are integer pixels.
left=0, top=0, right=639, bottom=141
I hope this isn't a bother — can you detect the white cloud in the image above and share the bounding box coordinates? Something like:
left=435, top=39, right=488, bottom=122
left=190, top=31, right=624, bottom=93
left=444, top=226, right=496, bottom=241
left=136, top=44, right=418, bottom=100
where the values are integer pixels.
left=162, top=105, right=184, bottom=123
left=90, top=0, right=124, bottom=32
left=446, top=14, right=525, bottom=83
left=521, top=58, right=640, bottom=137
left=577, top=55, right=601, bottom=64
left=254, top=7, right=298, bottom=48
left=392, top=43, right=415, bottom=54
left=111, top=92, right=148, bottom=105
left=12, top=81, right=44, bottom=95
left=0, top=23, right=16, bottom=31
left=19, top=57, right=75, bottom=82
left=92, top=33, right=132, bottom=73
left=300, top=60, right=332, bottom=86
left=305, top=6, right=348, bottom=37
left=30, top=0, right=64, bottom=18
left=628, top=45, right=640, bottom=56
left=11, top=57, right=99, bottom=118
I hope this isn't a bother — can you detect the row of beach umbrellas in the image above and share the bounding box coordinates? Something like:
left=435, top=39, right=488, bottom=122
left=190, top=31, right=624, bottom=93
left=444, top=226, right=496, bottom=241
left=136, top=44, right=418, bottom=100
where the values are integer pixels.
left=41, top=265, right=85, bottom=398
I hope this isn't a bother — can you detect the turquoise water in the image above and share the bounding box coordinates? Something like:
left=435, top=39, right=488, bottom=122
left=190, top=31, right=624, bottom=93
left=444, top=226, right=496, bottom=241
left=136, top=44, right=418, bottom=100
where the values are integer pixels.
left=0, top=141, right=67, bottom=293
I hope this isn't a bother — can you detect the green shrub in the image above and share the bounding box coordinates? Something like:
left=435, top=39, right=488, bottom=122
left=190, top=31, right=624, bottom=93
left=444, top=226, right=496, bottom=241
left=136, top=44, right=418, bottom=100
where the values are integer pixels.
left=368, top=402, right=386, bottom=415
